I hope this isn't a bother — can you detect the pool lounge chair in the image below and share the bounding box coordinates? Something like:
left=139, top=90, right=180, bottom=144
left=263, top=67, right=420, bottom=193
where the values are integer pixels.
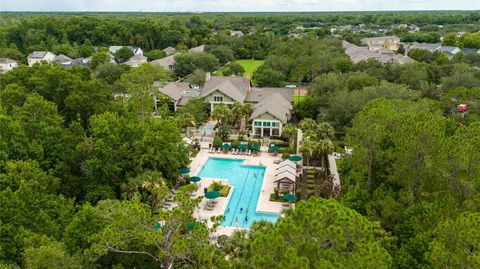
left=233, top=149, right=237, bottom=155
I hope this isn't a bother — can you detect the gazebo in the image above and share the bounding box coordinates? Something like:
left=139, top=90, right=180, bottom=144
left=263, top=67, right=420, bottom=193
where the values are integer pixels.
left=274, top=170, right=296, bottom=195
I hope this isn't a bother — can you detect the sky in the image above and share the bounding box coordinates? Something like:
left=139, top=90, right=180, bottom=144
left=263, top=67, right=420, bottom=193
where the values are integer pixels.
left=1, top=0, right=479, bottom=12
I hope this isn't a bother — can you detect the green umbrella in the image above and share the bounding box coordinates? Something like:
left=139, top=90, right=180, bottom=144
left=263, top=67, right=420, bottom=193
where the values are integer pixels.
left=283, top=193, right=297, bottom=202
left=251, top=144, right=261, bottom=151
left=238, top=144, right=248, bottom=150
left=189, top=176, right=201, bottom=183
left=154, top=222, right=162, bottom=230
left=289, top=155, right=303, bottom=162
left=204, top=191, right=221, bottom=199
left=269, top=145, right=280, bottom=151
left=223, top=143, right=232, bottom=149
left=179, top=167, right=190, bottom=174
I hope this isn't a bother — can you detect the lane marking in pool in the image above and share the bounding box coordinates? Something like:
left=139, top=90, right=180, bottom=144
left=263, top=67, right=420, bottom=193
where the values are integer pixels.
left=228, top=170, right=250, bottom=226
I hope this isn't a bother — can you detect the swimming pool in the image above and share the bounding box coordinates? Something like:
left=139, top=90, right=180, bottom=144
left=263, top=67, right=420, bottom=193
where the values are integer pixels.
left=197, top=158, right=280, bottom=228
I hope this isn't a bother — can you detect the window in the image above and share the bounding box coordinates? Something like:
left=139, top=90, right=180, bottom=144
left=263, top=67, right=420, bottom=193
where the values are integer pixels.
left=213, top=95, right=223, bottom=102
left=254, top=121, right=262, bottom=127
left=255, top=128, right=262, bottom=135
left=272, top=128, right=280, bottom=136
left=272, top=122, right=280, bottom=127
left=263, top=122, right=271, bottom=127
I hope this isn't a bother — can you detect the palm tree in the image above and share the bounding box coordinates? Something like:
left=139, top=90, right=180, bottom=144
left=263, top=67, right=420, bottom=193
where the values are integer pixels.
left=211, top=103, right=231, bottom=126
left=298, top=118, right=317, bottom=132
left=300, top=138, right=316, bottom=199
left=231, top=102, right=244, bottom=129
left=175, top=113, right=196, bottom=134
left=241, top=103, right=254, bottom=132
left=317, top=122, right=335, bottom=140
left=282, top=123, right=297, bottom=151
left=317, top=139, right=334, bottom=186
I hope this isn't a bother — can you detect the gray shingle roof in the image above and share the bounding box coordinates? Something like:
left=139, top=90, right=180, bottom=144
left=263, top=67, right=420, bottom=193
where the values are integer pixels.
left=54, top=54, right=73, bottom=63
left=28, top=51, right=50, bottom=59
left=361, top=36, right=400, bottom=44
left=343, top=40, right=415, bottom=64
left=125, top=55, right=147, bottom=67
left=155, top=82, right=191, bottom=101
left=245, top=87, right=294, bottom=103
left=250, top=92, right=292, bottom=123
left=163, top=47, right=176, bottom=54
left=408, top=42, right=441, bottom=52
left=188, top=45, right=205, bottom=53
left=150, top=54, right=176, bottom=68
left=200, top=76, right=250, bottom=103
left=0, top=58, right=17, bottom=64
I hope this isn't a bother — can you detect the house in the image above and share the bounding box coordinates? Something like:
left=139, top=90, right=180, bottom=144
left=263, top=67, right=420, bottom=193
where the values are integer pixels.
left=361, top=36, right=401, bottom=51
left=230, top=30, right=244, bottom=37
left=0, top=58, right=18, bottom=73
left=64, top=57, right=91, bottom=68
left=153, top=82, right=196, bottom=112
left=162, top=46, right=176, bottom=55
left=150, top=54, right=176, bottom=71
left=438, top=46, right=461, bottom=58
left=109, top=46, right=143, bottom=56
left=27, top=51, right=56, bottom=66
left=407, top=42, right=442, bottom=53
left=461, top=48, right=480, bottom=55
left=250, top=91, right=293, bottom=137
left=124, top=54, right=147, bottom=67
left=188, top=45, right=205, bottom=53
left=200, top=75, right=250, bottom=111
left=408, top=24, right=420, bottom=32
left=343, top=40, right=415, bottom=65
left=54, top=54, right=73, bottom=65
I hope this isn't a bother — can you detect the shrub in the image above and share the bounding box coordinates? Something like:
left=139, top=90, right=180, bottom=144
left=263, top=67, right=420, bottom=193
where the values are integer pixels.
left=281, top=148, right=291, bottom=160
left=217, top=125, right=230, bottom=141
left=231, top=140, right=240, bottom=149
left=207, top=181, right=231, bottom=197
left=213, top=136, right=222, bottom=148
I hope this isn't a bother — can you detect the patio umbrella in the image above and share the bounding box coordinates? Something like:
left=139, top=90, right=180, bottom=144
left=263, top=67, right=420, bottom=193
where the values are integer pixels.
left=283, top=193, right=297, bottom=203
left=289, top=155, right=303, bottom=162
left=179, top=167, right=190, bottom=174
left=238, top=144, right=248, bottom=150
left=223, top=143, right=232, bottom=149
left=269, top=145, right=280, bottom=151
left=204, top=191, right=221, bottom=199
left=189, top=176, right=201, bottom=183
left=251, top=144, right=261, bottom=151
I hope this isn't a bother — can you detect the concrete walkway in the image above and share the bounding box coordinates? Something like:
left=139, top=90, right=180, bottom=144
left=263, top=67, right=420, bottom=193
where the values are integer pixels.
left=328, top=154, right=341, bottom=191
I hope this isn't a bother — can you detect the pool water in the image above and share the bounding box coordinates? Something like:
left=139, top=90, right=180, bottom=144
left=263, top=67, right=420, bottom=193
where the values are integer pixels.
left=197, top=158, right=280, bottom=228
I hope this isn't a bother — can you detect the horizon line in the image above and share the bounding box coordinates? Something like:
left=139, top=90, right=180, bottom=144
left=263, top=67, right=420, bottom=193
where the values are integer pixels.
left=1, top=9, right=479, bottom=13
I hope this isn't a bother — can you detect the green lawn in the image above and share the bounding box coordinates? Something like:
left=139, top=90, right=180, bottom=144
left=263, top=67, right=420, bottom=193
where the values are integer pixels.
left=294, top=95, right=306, bottom=104
left=215, top=59, right=265, bottom=78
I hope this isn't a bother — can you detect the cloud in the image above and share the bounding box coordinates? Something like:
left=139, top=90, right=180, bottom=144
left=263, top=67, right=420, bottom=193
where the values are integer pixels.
left=1, top=0, right=479, bottom=11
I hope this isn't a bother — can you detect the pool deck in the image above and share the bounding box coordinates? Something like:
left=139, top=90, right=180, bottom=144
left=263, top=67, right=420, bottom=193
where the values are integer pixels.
left=190, top=147, right=288, bottom=236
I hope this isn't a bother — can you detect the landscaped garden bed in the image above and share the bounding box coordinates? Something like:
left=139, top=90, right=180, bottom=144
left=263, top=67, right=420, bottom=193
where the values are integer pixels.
left=207, top=181, right=231, bottom=197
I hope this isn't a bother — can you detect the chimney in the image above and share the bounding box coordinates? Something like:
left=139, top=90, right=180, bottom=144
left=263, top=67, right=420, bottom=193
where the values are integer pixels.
left=245, top=73, right=251, bottom=92
left=205, top=72, right=211, bottom=82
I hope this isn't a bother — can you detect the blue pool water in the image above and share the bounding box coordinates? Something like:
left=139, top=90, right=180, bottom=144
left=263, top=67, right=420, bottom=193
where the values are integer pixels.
left=197, top=158, right=280, bottom=228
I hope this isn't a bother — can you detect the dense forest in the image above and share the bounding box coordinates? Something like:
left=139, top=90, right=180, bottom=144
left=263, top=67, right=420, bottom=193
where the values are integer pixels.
left=0, top=12, right=479, bottom=268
